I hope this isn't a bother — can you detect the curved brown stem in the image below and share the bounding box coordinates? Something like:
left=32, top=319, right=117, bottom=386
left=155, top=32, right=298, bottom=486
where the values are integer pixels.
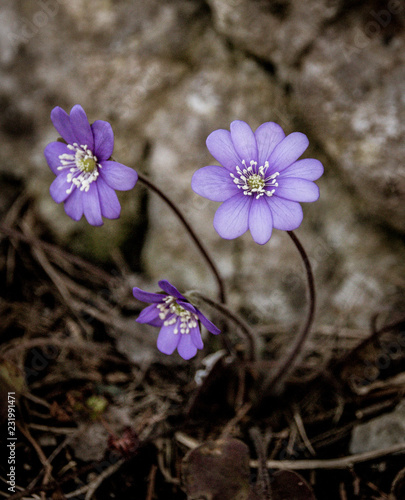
left=262, top=230, right=316, bottom=395
left=189, top=291, right=256, bottom=361
left=137, top=173, right=226, bottom=304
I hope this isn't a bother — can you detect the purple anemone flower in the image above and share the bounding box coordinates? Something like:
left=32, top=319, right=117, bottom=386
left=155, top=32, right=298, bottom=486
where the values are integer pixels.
left=44, top=105, right=138, bottom=226
left=133, top=280, right=220, bottom=360
left=191, top=121, right=323, bottom=245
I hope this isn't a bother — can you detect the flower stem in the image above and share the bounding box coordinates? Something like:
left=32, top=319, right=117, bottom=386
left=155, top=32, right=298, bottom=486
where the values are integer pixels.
left=262, top=230, right=316, bottom=395
left=189, top=291, right=256, bottom=361
left=137, top=173, right=226, bottom=304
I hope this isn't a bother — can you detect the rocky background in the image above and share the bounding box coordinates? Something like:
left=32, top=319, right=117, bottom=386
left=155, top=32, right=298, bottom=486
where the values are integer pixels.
left=1, top=0, right=404, bottom=332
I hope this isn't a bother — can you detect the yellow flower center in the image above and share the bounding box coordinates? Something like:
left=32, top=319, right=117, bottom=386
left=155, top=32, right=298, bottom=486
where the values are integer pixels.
left=247, top=174, right=265, bottom=191
left=77, top=156, right=97, bottom=173
left=58, top=143, right=100, bottom=194
left=230, top=160, right=280, bottom=199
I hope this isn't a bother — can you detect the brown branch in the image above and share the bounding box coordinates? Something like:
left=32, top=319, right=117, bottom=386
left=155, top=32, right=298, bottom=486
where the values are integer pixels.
left=261, top=231, right=316, bottom=395
left=251, top=442, right=405, bottom=470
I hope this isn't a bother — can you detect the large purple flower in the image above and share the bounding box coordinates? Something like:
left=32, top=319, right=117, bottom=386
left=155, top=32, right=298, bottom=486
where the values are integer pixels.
left=133, top=280, right=220, bottom=360
left=191, top=121, right=323, bottom=245
left=44, top=105, right=138, bottom=226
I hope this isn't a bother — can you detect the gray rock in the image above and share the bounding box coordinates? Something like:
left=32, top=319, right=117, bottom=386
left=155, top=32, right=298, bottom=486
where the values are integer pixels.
left=208, top=0, right=405, bottom=232
left=292, top=12, right=405, bottom=233
left=350, top=400, right=405, bottom=454
left=207, top=0, right=341, bottom=66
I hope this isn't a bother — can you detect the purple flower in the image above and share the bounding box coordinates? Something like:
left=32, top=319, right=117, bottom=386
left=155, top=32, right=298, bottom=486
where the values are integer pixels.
left=133, top=280, right=220, bottom=360
left=191, top=121, right=323, bottom=245
left=44, top=105, right=138, bottom=226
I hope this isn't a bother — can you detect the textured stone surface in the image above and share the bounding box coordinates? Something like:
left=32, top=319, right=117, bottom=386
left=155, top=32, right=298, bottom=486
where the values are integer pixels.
left=208, top=0, right=405, bottom=233
left=207, top=0, right=342, bottom=66
left=350, top=400, right=405, bottom=454
left=0, top=0, right=404, bottom=331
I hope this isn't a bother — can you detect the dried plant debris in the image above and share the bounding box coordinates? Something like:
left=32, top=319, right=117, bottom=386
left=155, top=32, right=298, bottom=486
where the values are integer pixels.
left=1, top=206, right=405, bottom=499
left=270, top=470, right=316, bottom=500
left=182, top=437, right=251, bottom=500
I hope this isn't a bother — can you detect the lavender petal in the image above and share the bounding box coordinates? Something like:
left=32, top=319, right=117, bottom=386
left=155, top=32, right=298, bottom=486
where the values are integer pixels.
left=157, top=324, right=180, bottom=355
left=97, top=176, right=121, bottom=219
left=82, top=182, right=103, bottom=226
left=206, top=129, right=241, bottom=172
left=99, top=161, right=138, bottom=191
left=213, top=194, right=251, bottom=240
left=69, top=105, right=94, bottom=150
left=268, top=132, right=309, bottom=173
left=49, top=174, right=72, bottom=203
left=91, top=120, right=114, bottom=161
left=267, top=197, right=303, bottom=231
left=275, top=178, right=320, bottom=202
left=191, top=166, right=239, bottom=201
left=44, top=142, right=70, bottom=175
left=254, top=122, right=285, bottom=166
left=196, top=311, right=221, bottom=335
left=50, top=107, right=77, bottom=144
left=281, top=158, right=324, bottom=181
left=158, top=280, right=185, bottom=300
left=63, top=185, right=83, bottom=221
left=190, top=325, right=204, bottom=350
left=136, top=304, right=161, bottom=324
left=248, top=198, right=273, bottom=245
left=230, top=120, right=258, bottom=164
left=177, top=333, right=198, bottom=360
left=133, top=287, right=165, bottom=303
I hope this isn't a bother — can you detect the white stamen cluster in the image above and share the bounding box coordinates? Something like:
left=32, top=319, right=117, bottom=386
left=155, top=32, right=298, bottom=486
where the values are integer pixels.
left=230, top=160, right=279, bottom=199
left=58, top=143, right=100, bottom=194
left=157, top=295, right=198, bottom=335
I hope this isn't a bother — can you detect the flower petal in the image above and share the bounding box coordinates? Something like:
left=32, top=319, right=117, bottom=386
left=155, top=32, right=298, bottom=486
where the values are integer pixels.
left=213, top=194, right=251, bottom=240
left=267, top=197, right=303, bottom=231
left=99, top=161, right=138, bottom=191
left=254, top=122, right=285, bottom=166
left=63, top=185, right=83, bottom=221
left=157, top=324, right=180, bottom=355
left=82, top=182, right=103, bottom=226
left=50, top=106, right=77, bottom=144
left=69, top=105, right=94, bottom=150
left=136, top=304, right=161, bottom=324
left=133, top=287, right=164, bottom=303
left=158, top=280, right=185, bottom=300
left=281, top=158, right=324, bottom=181
left=275, top=178, right=320, bottom=202
left=196, top=311, right=221, bottom=335
left=177, top=333, right=198, bottom=360
left=206, top=129, right=241, bottom=172
left=177, top=301, right=198, bottom=315
left=230, top=120, right=258, bottom=164
left=91, top=120, right=114, bottom=161
left=268, top=132, right=309, bottom=173
left=191, top=166, right=239, bottom=202
left=248, top=197, right=273, bottom=245
left=190, top=325, right=204, bottom=349
left=49, top=173, right=72, bottom=203
left=44, top=142, right=70, bottom=175
left=96, top=176, right=121, bottom=219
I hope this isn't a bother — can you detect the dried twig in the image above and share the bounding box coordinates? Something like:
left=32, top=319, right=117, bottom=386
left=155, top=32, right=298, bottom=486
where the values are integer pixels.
left=63, top=458, right=124, bottom=499
left=293, top=405, right=316, bottom=456
left=175, top=433, right=405, bottom=470
left=250, top=427, right=272, bottom=499
left=251, top=442, right=405, bottom=470
left=17, top=423, right=53, bottom=497
left=146, top=464, right=158, bottom=500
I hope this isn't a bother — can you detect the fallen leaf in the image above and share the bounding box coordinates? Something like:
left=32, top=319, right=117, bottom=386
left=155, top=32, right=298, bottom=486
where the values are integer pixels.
left=182, top=437, right=251, bottom=500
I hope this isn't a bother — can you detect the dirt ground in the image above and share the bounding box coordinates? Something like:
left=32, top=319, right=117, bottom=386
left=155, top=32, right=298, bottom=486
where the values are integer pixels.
left=1, top=191, right=405, bottom=500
